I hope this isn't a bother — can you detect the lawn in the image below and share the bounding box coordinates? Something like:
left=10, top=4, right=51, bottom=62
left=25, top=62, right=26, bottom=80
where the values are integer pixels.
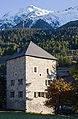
left=0, top=112, right=77, bottom=119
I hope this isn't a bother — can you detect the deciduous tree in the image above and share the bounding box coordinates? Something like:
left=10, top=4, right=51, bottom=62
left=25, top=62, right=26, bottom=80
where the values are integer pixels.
left=45, top=78, right=76, bottom=114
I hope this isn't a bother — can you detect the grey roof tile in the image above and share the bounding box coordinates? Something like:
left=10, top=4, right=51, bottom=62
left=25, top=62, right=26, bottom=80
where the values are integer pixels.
left=8, top=41, right=57, bottom=60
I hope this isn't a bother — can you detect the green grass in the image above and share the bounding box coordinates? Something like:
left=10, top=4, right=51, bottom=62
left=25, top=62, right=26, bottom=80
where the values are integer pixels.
left=0, top=112, right=77, bottom=119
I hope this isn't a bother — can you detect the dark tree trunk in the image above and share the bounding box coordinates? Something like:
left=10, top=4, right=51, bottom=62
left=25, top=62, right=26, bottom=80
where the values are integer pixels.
left=61, top=105, right=63, bottom=114
left=55, top=105, right=59, bottom=115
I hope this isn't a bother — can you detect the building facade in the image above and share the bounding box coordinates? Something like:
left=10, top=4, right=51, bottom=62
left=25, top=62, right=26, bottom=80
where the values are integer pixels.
left=6, top=41, right=57, bottom=113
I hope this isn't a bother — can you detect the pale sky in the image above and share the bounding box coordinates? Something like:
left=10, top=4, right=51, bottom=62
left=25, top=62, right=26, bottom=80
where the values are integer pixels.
left=0, top=0, right=78, bottom=16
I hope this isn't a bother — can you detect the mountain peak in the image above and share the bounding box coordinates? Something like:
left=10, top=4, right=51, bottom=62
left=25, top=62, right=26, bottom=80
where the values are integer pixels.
left=0, top=5, right=78, bottom=30
left=28, top=5, right=38, bottom=9
left=27, top=5, right=40, bottom=12
left=27, top=5, right=53, bottom=14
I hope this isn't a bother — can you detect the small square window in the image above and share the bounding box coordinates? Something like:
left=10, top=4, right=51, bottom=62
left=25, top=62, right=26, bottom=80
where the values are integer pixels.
left=18, top=79, right=23, bottom=85
left=40, top=92, right=44, bottom=97
left=18, top=91, right=23, bottom=98
left=48, top=80, right=51, bottom=85
left=48, top=80, right=52, bottom=85
left=38, top=92, right=44, bottom=97
left=45, top=80, right=52, bottom=86
left=11, top=80, right=15, bottom=86
left=10, top=91, right=15, bottom=98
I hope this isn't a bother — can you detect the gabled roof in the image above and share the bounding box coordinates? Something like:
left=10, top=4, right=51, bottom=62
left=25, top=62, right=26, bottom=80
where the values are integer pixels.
left=8, top=41, right=57, bottom=60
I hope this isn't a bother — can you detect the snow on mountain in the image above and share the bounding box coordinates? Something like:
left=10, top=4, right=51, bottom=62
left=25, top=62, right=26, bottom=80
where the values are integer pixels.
left=0, top=5, right=78, bottom=30
left=55, top=6, right=78, bottom=26
left=0, top=5, right=56, bottom=30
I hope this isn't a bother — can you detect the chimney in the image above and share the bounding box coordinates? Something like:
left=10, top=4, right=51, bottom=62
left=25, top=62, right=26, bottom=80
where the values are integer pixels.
left=17, top=47, right=21, bottom=53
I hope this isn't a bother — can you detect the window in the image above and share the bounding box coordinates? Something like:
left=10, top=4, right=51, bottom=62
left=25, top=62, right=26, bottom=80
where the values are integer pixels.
left=47, top=68, right=49, bottom=74
left=18, top=91, right=23, bottom=98
left=38, top=92, right=40, bottom=97
left=34, top=92, right=38, bottom=98
left=34, top=92, right=46, bottom=98
left=10, top=91, right=15, bottom=98
left=34, top=67, right=37, bottom=73
left=38, top=92, right=44, bottom=97
left=11, top=80, right=15, bottom=86
left=34, top=92, right=36, bottom=97
left=18, top=79, right=23, bottom=85
left=45, top=80, right=52, bottom=86
left=48, top=80, right=52, bottom=85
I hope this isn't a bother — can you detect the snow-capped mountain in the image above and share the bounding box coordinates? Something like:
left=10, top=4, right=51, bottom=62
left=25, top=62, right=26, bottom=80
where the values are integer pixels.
left=55, top=6, right=78, bottom=26
left=0, top=5, right=78, bottom=30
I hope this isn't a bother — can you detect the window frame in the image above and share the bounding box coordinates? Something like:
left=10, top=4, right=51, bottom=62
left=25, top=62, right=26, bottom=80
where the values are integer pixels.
left=45, top=80, right=52, bottom=86
left=34, top=92, right=46, bottom=98
left=38, top=92, right=44, bottom=97
left=34, top=92, right=36, bottom=98
left=18, top=91, right=23, bottom=98
left=33, top=66, right=38, bottom=73
left=11, top=80, right=15, bottom=86
left=18, top=79, right=23, bottom=85
left=10, top=91, right=15, bottom=98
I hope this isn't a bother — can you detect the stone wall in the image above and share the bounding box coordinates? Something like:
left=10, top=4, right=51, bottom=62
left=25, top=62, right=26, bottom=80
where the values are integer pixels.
left=6, top=56, right=26, bottom=110
left=26, top=56, right=56, bottom=113
left=6, top=55, right=56, bottom=113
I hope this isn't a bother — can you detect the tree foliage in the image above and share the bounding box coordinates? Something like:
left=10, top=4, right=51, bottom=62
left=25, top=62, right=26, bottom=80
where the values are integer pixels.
left=0, top=27, right=78, bottom=66
left=70, top=66, right=78, bottom=113
left=70, top=66, right=78, bottom=81
left=45, top=78, right=76, bottom=114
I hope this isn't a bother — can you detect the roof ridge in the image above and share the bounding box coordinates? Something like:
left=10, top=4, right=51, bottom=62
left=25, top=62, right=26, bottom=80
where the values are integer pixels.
left=26, top=41, right=57, bottom=60
left=7, top=41, right=57, bottom=60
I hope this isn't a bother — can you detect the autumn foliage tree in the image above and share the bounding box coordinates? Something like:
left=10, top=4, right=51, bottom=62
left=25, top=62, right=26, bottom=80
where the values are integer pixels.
left=45, top=78, right=76, bottom=114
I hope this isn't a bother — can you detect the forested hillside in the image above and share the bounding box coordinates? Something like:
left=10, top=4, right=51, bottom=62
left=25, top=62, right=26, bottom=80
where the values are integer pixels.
left=0, top=27, right=78, bottom=66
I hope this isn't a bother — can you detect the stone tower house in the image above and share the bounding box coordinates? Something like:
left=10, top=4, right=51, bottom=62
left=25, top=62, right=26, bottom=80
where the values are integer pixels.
left=6, top=41, right=57, bottom=113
